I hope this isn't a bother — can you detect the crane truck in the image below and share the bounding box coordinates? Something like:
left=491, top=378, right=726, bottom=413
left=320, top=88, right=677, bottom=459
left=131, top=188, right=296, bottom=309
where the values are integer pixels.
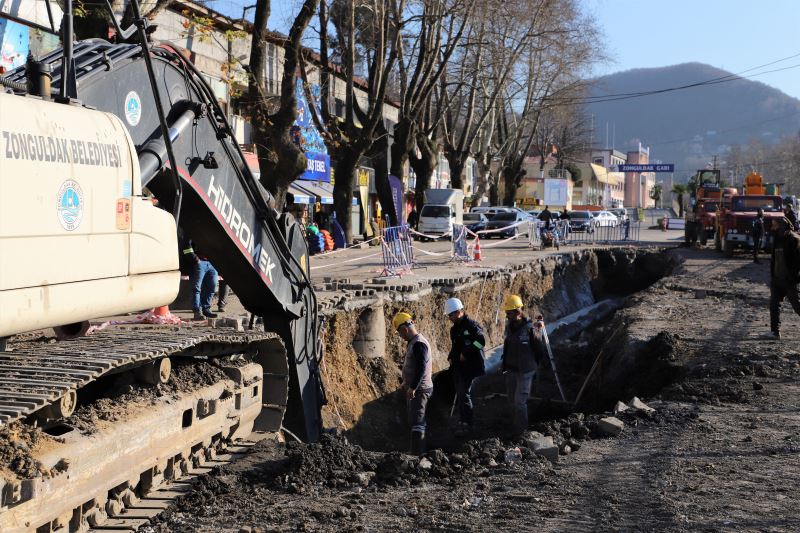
left=0, top=2, right=325, bottom=531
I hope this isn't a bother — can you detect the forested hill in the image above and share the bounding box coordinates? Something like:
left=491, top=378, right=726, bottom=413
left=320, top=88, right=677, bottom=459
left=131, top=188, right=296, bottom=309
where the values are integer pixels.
left=586, top=63, right=800, bottom=179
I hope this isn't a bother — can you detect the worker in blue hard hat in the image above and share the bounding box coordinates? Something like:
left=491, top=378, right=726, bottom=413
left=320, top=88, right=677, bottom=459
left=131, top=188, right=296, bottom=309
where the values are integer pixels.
left=444, top=297, right=486, bottom=435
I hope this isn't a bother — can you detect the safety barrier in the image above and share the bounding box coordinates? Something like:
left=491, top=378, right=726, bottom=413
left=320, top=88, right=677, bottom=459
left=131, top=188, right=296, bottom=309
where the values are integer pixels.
left=381, top=224, right=416, bottom=276
left=566, top=220, right=641, bottom=244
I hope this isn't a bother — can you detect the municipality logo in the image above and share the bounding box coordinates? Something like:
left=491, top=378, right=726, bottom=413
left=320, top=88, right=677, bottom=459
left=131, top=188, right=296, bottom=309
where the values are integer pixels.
left=57, top=180, right=84, bottom=231
left=124, top=91, right=142, bottom=126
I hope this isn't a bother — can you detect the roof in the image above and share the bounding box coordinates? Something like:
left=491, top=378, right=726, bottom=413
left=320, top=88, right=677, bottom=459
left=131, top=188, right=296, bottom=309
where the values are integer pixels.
left=590, top=164, right=623, bottom=186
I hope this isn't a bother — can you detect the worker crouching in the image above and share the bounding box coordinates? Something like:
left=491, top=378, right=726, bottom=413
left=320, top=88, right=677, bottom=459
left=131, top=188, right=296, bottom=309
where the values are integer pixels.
left=393, top=312, right=434, bottom=455
left=501, top=295, right=546, bottom=437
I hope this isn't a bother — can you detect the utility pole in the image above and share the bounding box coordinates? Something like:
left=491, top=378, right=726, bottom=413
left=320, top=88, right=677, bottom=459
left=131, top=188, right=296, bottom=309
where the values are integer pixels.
left=712, top=155, right=718, bottom=170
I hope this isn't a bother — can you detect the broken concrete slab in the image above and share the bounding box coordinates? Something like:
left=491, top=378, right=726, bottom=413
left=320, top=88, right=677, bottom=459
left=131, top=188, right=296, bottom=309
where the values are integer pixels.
left=523, top=435, right=559, bottom=463
left=628, top=397, right=655, bottom=414
left=613, top=401, right=630, bottom=415
left=598, top=417, right=624, bottom=437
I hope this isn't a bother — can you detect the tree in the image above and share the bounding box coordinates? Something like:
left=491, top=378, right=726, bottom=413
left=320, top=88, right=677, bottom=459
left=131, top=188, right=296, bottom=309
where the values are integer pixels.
left=248, top=0, right=320, bottom=207
left=650, top=183, right=662, bottom=207
left=73, top=0, right=173, bottom=40
left=672, top=183, right=687, bottom=217
left=303, top=0, right=403, bottom=243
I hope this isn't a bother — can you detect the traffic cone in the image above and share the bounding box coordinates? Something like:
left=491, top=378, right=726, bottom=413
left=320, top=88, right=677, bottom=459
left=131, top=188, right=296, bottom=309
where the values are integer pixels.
left=473, top=238, right=482, bottom=261
left=153, top=305, right=170, bottom=316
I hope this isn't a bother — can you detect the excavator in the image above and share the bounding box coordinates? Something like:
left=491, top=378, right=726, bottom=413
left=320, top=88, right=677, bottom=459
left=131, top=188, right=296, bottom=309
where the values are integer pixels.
left=0, top=2, right=324, bottom=531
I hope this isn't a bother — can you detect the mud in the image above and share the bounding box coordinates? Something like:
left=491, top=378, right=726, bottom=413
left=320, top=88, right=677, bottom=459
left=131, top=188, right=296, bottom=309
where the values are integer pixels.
left=141, top=247, right=800, bottom=531
left=0, top=423, right=64, bottom=481
left=63, top=360, right=237, bottom=434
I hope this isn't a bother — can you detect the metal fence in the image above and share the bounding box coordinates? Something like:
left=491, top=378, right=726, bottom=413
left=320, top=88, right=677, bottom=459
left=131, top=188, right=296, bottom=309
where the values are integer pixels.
left=381, top=224, right=415, bottom=275
left=452, top=223, right=470, bottom=261
left=527, top=219, right=641, bottom=247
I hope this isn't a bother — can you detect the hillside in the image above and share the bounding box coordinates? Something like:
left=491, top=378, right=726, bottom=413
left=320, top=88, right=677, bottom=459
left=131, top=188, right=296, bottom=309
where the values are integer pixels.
left=586, top=63, right=800, bottom=180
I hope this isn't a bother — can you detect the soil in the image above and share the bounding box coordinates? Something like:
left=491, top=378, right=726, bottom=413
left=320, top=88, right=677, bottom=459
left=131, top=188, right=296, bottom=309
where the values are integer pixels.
left=142, top=247, right=800, bottom=532
left=0, top=423, right=63, bottom=481
left=63, top=360, right=236, bottom=434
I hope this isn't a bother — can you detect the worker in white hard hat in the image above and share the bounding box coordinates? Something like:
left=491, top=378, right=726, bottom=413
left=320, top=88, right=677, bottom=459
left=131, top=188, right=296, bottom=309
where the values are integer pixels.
left=501, top=294, right=546, bottom=437
left=444, top=297, right=486, bottom=435
left=392, top=311, right=433, bottom=455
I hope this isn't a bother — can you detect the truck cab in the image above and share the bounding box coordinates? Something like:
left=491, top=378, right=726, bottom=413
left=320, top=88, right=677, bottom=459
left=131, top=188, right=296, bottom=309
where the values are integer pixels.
left=717, top=179, right=783, bottom=257
left=417, top=188, right=464, bottom=239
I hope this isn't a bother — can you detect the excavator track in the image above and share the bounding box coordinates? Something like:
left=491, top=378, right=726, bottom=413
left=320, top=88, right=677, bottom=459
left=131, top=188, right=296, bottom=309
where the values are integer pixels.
left=0, top=325, right=289, bottom=533
left=0, top=326, right=287, bottom=426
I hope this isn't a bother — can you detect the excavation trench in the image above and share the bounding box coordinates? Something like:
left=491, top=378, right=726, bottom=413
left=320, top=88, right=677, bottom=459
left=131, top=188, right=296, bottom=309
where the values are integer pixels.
left=319, top=247, right=683, bottom=451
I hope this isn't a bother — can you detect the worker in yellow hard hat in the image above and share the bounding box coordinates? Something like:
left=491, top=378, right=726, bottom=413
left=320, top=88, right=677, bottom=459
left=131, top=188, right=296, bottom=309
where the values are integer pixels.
left=392, top=311, right=433, bottom=455
left=501, top=294, right=546, bottom=437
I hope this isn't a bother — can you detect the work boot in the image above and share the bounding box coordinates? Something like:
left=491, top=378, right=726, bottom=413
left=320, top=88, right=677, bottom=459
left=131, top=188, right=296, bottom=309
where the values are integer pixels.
left=410, top=431, right=426, bottom=456
left=193, top=310, right=205, bottom=321
left=217, top=305, right=226, bottom=313
left=760, top=330, right=781, bottom=340
left=202, top=308, right=218, bottom=318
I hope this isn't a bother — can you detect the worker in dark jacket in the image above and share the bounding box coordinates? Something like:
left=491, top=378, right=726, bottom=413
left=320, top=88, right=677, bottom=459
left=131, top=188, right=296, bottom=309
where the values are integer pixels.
left=784, top=204, right=798, bottom=231
left=393, top=311, right=433, bottom=455
left=752, top=208, right=765, bottom=263
left=445, top=298, right=486, bottom=434
left=763, top=217, right=800, bottom=340
left=501, top=295, right=547, bottom=436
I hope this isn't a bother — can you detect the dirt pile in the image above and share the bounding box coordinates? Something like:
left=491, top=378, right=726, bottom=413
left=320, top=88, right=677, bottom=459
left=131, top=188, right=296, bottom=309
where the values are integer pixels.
left=64, top=360, right=236, bottom=434
left=0, top=423, right=63, bottom=481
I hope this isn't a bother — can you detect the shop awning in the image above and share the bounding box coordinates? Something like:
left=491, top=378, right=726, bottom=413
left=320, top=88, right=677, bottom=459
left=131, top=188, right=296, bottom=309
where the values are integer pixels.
left=288, top=183, right=314, bottom=204
left=295, top=180, right=358, bottom=206
left=591, top=164, right=622, bottom=186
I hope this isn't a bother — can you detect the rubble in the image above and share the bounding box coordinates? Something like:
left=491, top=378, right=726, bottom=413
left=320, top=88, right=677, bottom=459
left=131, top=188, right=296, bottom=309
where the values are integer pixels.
left=597, top=417, right=625, bottom=437
left=628, top=396, right=655, bottom=414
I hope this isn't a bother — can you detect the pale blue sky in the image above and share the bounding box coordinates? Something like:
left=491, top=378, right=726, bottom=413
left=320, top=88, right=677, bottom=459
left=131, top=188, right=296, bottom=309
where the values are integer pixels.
left=207, top=0, right=800, bottom=100
left=588, top=0, right=800, bottom=99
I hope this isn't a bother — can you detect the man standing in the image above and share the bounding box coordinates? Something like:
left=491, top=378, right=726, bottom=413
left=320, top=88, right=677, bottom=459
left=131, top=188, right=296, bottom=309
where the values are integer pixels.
left=763, top=218, right=800, bottom=340
left=501, top=295, right=546, bottom=437
left=784, top=204, right=798, bottom=231
left=538, top=206, right=553, bottom=229
left=407, top=206, right=419, bottom=230
left=752, top=208, right=765, bottom=263
left=445, top=298, right=486, bottom=435
left=393, top=312, right=434, bottom=455
left=182, top=238, right=218, bottom=320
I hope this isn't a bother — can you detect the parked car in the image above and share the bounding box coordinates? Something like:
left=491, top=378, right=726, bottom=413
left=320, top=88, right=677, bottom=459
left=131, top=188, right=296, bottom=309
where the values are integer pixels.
left=526, top=209, right=542, bottom=219
left=594, top=210, right=619, bottom=227
left=569, top=211, right=595, bottom=232
left=484, top=211, right=528, bottom=238
left=610, top=208, right=629, bottom=224
left=470, top=206, right=493, bottom=214
left=463, top=212, right=488, bottom=233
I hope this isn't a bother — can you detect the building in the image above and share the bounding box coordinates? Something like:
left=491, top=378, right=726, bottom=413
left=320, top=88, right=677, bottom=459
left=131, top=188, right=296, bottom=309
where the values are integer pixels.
left=625, top=143, right=656, bottom=208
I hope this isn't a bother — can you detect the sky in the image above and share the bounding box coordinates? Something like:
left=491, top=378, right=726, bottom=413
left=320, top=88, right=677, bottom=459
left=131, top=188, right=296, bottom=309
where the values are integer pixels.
left=205, top=0, right=800, bottom=100
left=587, top=0, right=800, bottom=99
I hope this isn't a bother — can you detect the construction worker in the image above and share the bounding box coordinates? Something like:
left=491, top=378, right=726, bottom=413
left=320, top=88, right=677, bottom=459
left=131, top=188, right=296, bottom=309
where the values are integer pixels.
left=752, top=208, right=765, bottom=263
left=393, top=311, right=433, bottom=455
left=538, top=206, right=553, bottom=229
left=501, top=295, right=546, bottom=437
left=445, top=298, right=486, bottom=435
left=784, top=204, right=798, bottom=231
left=180, top=232, right=218, bottom=320
left=763, top=218, right=800, bottom=340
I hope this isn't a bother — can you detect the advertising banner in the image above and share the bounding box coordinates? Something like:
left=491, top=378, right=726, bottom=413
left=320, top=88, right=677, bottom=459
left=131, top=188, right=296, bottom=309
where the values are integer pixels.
left=303, top=152, right=330, bottom=182
left=388, top=175, right=404, bottom=223
left=292, top=78, right=330, bottom=181
left=0, top=18, right=29, bottom=71
left=543, top=179, right=569, bottom=206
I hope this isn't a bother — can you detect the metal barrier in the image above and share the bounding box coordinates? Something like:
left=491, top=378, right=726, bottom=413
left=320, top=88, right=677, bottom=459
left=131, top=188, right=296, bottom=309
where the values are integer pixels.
left=381, top=224, right=415, bottom=276
left=565, top=220, right=641, bottom=244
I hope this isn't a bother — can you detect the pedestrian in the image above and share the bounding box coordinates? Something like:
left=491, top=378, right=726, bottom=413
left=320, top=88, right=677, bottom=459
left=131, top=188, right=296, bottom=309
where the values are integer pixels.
left=559, top=210, right=571, bottom=241
left=393, top=311, right=433, bottom=454
left=444, top=298, right=486, bottom=435
left=407, top=206, right=419, bottom=230
left=182, top=237, right=218, bottom=320
left=538, top=206, right=553, bottom=229
left=752, top=208, right=765, bottom=263
left=501, top=295, right=546, bottom=437
left=784, top=204, right=798, bottom=231
left=762, top=217, right=800, bottom=340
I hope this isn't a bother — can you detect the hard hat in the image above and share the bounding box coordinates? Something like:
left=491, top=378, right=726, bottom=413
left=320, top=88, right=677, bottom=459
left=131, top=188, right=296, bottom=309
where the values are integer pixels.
left=392, top=311, right=414, bottom=330
left=444, top=298, right=464, bottom=315
left=503, top=294, right=524, bottom=311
